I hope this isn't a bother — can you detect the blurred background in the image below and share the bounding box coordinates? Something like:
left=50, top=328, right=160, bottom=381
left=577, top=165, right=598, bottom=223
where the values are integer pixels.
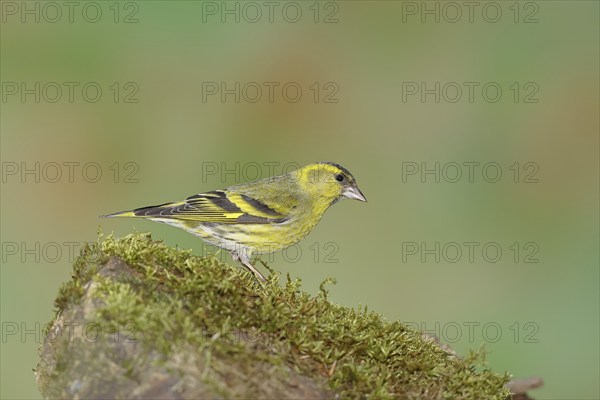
left=1, top=1, right=598, bottom=398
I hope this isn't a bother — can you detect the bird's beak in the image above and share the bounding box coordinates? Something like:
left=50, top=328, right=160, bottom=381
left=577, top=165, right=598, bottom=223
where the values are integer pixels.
left=343, top=185, right=367, bottom=202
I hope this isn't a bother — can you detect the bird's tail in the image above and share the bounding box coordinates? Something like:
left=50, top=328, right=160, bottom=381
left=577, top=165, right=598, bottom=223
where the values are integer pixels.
left=99, top=210, right=138, bottom=218
left=100, top=202, right=178, bottom=219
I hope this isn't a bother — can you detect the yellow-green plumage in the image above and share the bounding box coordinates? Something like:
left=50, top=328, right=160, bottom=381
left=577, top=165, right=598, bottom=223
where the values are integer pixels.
left=102, top=162, right=366, bottom=282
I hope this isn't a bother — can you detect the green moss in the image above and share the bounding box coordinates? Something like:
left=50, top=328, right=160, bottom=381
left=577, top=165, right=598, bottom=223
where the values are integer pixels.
left=47, top=232, right=510, bottom=399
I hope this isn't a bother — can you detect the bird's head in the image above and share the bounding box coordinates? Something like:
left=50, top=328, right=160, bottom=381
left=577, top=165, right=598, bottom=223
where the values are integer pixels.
left=295, top=162, right=367, bottom=205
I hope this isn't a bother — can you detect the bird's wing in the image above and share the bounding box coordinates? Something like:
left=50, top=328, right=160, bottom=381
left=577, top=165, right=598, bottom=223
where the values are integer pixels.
left=127, top=190, right=289, bottom=224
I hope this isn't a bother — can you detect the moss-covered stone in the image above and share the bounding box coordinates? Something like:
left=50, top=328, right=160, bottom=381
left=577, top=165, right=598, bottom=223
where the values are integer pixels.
left=36, top=232, right=512, bottom=399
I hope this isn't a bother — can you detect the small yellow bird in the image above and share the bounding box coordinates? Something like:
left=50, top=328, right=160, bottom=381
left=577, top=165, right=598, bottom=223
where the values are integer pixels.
left=101, top=162, right=366, bottom=282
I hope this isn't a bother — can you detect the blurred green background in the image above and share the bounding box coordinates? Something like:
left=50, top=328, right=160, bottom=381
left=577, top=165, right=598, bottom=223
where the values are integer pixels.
left=1, top=1, right=598, bottom=399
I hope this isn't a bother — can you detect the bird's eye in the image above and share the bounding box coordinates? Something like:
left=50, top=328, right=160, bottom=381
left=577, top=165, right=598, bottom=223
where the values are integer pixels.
left=335, top=174, right=345, bottom=182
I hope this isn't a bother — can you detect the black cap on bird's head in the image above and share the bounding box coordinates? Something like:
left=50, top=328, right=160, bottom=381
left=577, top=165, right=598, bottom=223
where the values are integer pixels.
left=315, top=161, right=367, bottom=202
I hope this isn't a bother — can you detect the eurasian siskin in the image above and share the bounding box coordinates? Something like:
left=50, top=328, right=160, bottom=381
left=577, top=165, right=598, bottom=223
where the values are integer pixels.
left=102, top=161, right=366, bottom=282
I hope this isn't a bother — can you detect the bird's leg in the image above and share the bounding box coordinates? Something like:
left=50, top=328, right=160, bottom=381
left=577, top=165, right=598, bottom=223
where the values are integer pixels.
left=241, top=259, right=267, bottom=283
left=232, top=250, right=267, bottom=283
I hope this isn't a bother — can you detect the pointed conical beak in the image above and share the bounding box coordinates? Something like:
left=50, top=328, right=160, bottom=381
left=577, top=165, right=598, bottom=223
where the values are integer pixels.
left=343, top=185, right=367, bottom=202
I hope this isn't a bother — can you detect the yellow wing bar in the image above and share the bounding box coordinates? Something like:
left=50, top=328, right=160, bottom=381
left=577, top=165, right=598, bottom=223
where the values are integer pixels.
left=103, top=190, right=287, bottom=224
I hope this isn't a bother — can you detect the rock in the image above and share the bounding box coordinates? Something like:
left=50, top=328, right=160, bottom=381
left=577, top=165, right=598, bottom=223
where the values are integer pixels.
left=35, top=233, right=532, bottom=399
